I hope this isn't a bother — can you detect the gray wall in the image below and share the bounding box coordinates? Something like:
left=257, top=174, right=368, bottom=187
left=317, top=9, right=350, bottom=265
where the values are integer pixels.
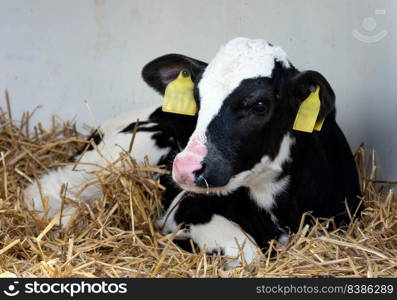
left=1, top=0, right=396, bottom=180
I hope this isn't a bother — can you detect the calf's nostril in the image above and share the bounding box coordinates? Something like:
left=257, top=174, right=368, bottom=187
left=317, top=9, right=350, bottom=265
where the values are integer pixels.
left=194, top=163, right=211, bottom=189
left=193, top=162, right=205, bottom=179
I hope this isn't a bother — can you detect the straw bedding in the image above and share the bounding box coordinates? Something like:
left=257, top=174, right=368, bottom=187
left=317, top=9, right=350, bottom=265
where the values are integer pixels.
left=0, top=97, right=396, bottom=278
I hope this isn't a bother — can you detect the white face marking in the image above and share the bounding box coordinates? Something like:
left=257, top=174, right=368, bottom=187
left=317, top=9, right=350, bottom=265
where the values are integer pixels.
left=192, top=37, right=289, bottom=138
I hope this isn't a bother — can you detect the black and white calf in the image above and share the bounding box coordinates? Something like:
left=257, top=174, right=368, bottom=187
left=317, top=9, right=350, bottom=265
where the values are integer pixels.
left=24, top=38, right=361, bottom=266
left=148, top=38, right=362, bottom=263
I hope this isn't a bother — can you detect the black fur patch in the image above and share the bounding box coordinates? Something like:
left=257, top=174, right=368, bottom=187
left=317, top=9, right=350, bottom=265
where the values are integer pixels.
left=120, top=121, right=150, bottom=133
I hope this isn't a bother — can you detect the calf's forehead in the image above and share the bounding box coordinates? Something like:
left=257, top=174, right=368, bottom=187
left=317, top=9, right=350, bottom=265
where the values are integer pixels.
left=194, top=38, right=289, bottom=134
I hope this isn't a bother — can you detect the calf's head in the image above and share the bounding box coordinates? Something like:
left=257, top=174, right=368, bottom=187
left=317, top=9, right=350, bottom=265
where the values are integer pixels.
left=144, top=38, right=335, bottom=194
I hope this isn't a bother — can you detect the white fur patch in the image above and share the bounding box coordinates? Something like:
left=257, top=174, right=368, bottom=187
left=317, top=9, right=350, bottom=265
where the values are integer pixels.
left=190, top=214, right=260, bottom=266
left=245, top=134, right=294, bottom=210
left=193, top=37, right=289, bottom=137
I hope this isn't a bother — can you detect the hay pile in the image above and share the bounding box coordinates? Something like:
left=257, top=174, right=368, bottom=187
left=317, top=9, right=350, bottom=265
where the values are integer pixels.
left=0, top=97, right=396, bottom=277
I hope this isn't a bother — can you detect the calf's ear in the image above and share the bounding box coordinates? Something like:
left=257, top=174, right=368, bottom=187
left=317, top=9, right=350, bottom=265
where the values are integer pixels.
left=288, top=70, right=335, bottom=120
left=142, top=54, right=207, bottom=95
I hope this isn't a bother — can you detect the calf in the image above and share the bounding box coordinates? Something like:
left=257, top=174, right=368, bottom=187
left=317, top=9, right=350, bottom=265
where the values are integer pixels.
left=24, top=38, right=361, bottom=266
left=148, top=38, right=361, bottom=263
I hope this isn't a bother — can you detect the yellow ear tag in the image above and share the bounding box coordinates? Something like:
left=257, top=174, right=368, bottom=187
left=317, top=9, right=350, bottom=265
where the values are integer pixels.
left=293, top=86, right=322, bottom=133
left=162, top=70, right=197, bottom=116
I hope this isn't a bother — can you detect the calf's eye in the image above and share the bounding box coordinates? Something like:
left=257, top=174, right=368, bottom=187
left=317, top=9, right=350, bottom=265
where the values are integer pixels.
left=252, top=101, right=268, bottom=114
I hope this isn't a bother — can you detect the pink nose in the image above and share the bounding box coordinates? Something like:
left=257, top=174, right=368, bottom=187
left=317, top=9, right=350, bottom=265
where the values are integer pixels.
left=172, top=155, right=202, bottom=184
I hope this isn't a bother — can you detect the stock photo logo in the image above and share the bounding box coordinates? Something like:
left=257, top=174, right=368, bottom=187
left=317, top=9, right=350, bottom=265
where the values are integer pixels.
left=1, top=281, right=128, bottom=297
left=352, top=9, right=388, bottom=43
left=3, top=281, right=20, bottom=297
